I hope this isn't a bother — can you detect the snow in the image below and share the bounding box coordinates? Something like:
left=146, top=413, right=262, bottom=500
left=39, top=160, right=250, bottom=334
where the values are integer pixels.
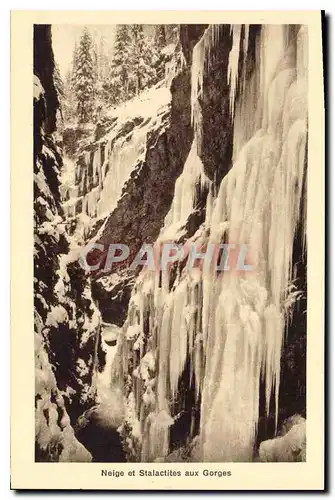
left=101, top=322, right=120, bottom=343
left=106, top=84, right=170, bottom=123
left=200, top=24, right=308, bottom=462
left=35, top=330, right=92, bottom=462
left=34, top=75, right=44, bottom=101
left=120, top=24, right=308, bottom=463
left=76, top=358, right=90, bottom=377
left=191, top=25, right=222, bottom=146
left=80, top=298, right=101, bottom=346
left=34, top=169, right=52, bottom=200
left=45, top=305, right=69, bottom=327
left=139, top=351, right=155, bottom=383
left=259, top=417, right=306, bottom=462
left=65, top=84, right=171, bottom=238
left=38, top=216, right=65, bottom=241
left=161, top=43, right=176, bottom=57
left=161, top=139, right=210, bottom=238
left=126, top=324, right=142, bottom=341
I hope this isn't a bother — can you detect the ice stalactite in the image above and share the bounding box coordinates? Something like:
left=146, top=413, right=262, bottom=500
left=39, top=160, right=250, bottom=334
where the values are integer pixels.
left=227, top=25, right=242, bottom=115
left=63, top=122, right=148, bottom=229
left=163, top=139, right=211, bottom=239
left=64, top=86, right=171, bottom=240
left=191, top=24, right=223, bottom=147
left=97, top=131, right=146, bottom=217
left=60, top=156, right=79, bottom=219
left=200, top=24, right=308, bottom=461
left=92, top=146, right=101, bottom=186
left=118, top=138, right=211, bottom=461
left=117, top=24, right=308, bottom=463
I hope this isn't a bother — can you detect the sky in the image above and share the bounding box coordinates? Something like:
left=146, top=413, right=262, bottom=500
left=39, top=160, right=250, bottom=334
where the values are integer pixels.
left=51, top=25, right=117, bottom=78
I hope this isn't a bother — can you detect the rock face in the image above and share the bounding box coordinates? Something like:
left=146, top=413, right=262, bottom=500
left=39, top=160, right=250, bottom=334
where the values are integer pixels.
left=97, top=72, right=193, bottom=252
left=34, top=23, right=307, bottom=464
left=34, top=25, right=104, bottom=462
left=61, top=68, right=196, bottom=326
left=109, top=24, right=308, bottom=462
left=61, top=86, right=172, bottom=237
left=90, top=72, right=194, bottom=324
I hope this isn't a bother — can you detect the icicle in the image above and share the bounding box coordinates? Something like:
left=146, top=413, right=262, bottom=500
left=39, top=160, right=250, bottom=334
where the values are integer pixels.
left=191, top=25, right=223, bottom=146
left=169, top=281, right=188, bottom=399
left=199, top=24, right=308, bottom=461
left=97, top=130, right=146, bottom=217
left=162, top=139, right=210, bottom=239
left=228, top=25, right=242, bottom=116
left=120, top=23, right=308, bottom=464
left=92, top=146, right=101, bottom=185
left=156, top=295, right=173, bottom=412
left=142, top=410, right=174, bottom=461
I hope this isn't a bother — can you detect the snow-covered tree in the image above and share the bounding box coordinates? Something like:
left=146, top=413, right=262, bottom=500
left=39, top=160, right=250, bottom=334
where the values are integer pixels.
left=54, top=62, right=65, bottom=103
left=152, top=25, right=173, bottom=82
left=72, top=28, right=96, bottom=123
left=97, top=36, right=109, bottom=82
left=70, top=42, right=79, bottom=90
left=103, top=25, right=132, bottom=106
left=165, top=24, right=179, bottom=44
left=129, top=24, right=156, bottom=95
left=62, top=69, right=77, bottom=122
left=92, top=41, right=99, bottom=83
left=154, top=25, right=167, bottom=49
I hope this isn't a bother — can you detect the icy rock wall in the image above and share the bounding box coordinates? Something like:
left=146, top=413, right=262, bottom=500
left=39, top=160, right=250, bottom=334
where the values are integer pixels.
left=117, top=24, right=308, bottom=462
left=88, top=63, right=197, bottom=329
left=34, top=25, right=104, bottom=462
left=61, top=86, right=172, bottom=241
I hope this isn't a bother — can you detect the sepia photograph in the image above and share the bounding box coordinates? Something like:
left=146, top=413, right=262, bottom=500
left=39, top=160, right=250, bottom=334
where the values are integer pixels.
left=33, top=20, right=309, bottom=464
left=11, top=10, right=325, bottom=490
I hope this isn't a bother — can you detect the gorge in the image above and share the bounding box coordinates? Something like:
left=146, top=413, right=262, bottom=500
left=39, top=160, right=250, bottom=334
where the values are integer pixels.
left=34, top=22, right=307, bottom=463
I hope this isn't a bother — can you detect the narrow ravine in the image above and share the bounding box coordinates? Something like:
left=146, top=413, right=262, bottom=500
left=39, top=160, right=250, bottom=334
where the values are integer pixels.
left=75, top=325, right=126, bottom=462
left=34, top=23, right=308, bottom=463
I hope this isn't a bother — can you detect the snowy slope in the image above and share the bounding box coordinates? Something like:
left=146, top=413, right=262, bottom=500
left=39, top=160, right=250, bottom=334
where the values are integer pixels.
left=61, top=84, right=171, bottom=241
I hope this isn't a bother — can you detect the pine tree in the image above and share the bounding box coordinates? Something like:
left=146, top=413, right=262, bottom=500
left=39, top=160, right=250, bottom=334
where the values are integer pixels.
left=129, top=24, right=156, bottom=95
left=73, top=28, right=96, bottom=123
left=61, top=44, right=79, bottom=122
left=152, top=25, right=171, bottom=82
left=54, top=62, right=65, bottom=102
left=62, top=69, right=77, bottom=122
left=154, top=25, right=167, bottom=49
left=103, top=25, right=132, bottom=106
left=92, top=41, right=99, bottom=83
left=53, top=63, right=65, bottom=129
left=97, top=36, right=109, bottom=82
left=165, top=24, right=179, bottom=44
left=70, top=42, right=79, bottom=91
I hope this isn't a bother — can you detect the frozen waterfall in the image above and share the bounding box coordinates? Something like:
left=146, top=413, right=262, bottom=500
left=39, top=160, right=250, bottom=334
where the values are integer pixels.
left=114, top=24, right=308, bottom=463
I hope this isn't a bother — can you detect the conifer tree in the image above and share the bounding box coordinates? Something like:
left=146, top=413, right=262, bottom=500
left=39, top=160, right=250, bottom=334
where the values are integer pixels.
left=62, top=69, right=77, bottom=122
left=165, top=24, right=179, bottom=44
left=70, top=42, right=79, bottom=91
left=152, top=25, right=171, bottom=81
left=97, top=36, right=109, bottom=82
left=129, top=24, right=156, bottom=95
left=72, top=28, right=96, bottom=123
left=53, top=62, right=65, bottom=104
left=154, top=25, right=167, bottom=49
left=103, top=25, right=132, bottom=105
